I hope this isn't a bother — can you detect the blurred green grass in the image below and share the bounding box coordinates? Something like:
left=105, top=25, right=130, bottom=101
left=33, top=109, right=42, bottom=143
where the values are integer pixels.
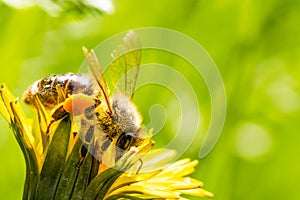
left=1, top=0, right=300, bottom=199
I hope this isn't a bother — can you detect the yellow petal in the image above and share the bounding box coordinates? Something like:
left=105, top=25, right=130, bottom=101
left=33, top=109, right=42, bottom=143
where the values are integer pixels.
left=0, top=84, right=16, bottom=121
left=167, top=158, right=192, bottom=168
left=107, top=185, right=181, bottom=199
left=156, top=160, right=198, bottom=178
left=178, top=188, right=214, bottom=198
left=10, top=100, right=39, bottom=160
left=109, top=169, right=162, bottom=193
left=0, top=97, right=10, bottom=122
left=33, top=95, right=51, bottom=134
left=139, top=148, right=177, bottom=172
left=147, top=177, right=203, bottom=190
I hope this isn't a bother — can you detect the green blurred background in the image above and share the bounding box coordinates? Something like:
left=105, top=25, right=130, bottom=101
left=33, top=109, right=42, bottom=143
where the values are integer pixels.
left=1, top=0, right=300, bottom=199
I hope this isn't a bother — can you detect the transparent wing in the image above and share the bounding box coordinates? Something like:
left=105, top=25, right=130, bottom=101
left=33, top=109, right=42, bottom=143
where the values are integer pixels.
left=109, top=30, right=141, bottom=98
left=82, top=47, right=113, bottom=116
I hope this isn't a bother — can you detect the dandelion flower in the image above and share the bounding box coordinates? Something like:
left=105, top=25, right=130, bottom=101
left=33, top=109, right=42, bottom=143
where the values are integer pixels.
left=0, top=31, right=213, bottom=199
left=0, top=83, right=213, bottom=199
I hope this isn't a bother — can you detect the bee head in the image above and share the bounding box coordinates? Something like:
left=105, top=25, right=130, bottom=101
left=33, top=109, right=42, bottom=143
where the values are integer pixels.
left=115, top=128, right=147, bottom=160
left=116, top=132, right=135, bottom=151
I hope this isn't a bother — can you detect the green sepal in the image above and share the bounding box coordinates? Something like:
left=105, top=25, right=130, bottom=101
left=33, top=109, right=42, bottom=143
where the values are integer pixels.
left=83, top=167, right=123, bottom=200
left=54, top=138, right=83, bottom=200
left=83, top=149, right=138, bottom=200
left=96, top=170, right=124, bottom=200
left=11, top=122, right=39, bottom=200
left=36, top=116, right=71, bottom=200
left=71, top=153, right=93, bottom=199
left=0, top=86, right=40, bottom=200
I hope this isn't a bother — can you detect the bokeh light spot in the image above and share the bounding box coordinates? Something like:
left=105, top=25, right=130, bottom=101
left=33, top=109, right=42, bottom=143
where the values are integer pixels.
left=235, top=123, right=273, bottom=160
left=2, top=0, right=35, bottom=9
left=267, top=81, right=300, bottom=113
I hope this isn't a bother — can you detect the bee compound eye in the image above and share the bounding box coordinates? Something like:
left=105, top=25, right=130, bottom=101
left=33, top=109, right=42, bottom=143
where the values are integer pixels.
left=116, top=132, right=134, bottom=151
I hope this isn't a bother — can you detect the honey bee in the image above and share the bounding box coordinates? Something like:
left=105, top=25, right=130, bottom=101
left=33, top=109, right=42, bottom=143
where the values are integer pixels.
left=23, top=31, right=149, bottom=167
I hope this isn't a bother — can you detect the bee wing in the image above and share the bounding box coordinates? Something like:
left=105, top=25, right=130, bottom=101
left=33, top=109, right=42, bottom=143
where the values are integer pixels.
left=109, top=30, right=141, bottom=99
left=82, top=47, right=113, bottom=116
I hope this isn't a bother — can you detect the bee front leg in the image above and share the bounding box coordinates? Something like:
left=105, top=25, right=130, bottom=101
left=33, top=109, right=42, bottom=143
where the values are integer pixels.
left=136, top=158, right=143, bottom=174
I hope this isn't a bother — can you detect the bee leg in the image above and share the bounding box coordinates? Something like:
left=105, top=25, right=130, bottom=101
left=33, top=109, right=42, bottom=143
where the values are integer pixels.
left=76, top=145, right=88, bottom=169
left=76, top=158, right=85, bottom=169
left=89, top=157, right=100, bottom=184
left=46, top=105, right=69, bottom=134
left=136, top=158, right=143, bottom=174
left=46, top=119, right=56, bottom=134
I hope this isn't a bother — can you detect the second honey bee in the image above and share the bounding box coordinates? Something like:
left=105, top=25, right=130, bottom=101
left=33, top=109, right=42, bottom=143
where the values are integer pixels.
left=23, top=31, right=149, bottom=167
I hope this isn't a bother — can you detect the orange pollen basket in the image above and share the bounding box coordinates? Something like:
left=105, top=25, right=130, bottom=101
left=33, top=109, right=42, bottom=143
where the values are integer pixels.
left=63, top=94, right=95, bottom=116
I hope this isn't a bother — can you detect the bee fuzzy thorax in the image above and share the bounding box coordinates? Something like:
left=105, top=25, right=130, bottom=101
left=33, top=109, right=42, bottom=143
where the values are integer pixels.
left=111, top=94, right=141, bottom=133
